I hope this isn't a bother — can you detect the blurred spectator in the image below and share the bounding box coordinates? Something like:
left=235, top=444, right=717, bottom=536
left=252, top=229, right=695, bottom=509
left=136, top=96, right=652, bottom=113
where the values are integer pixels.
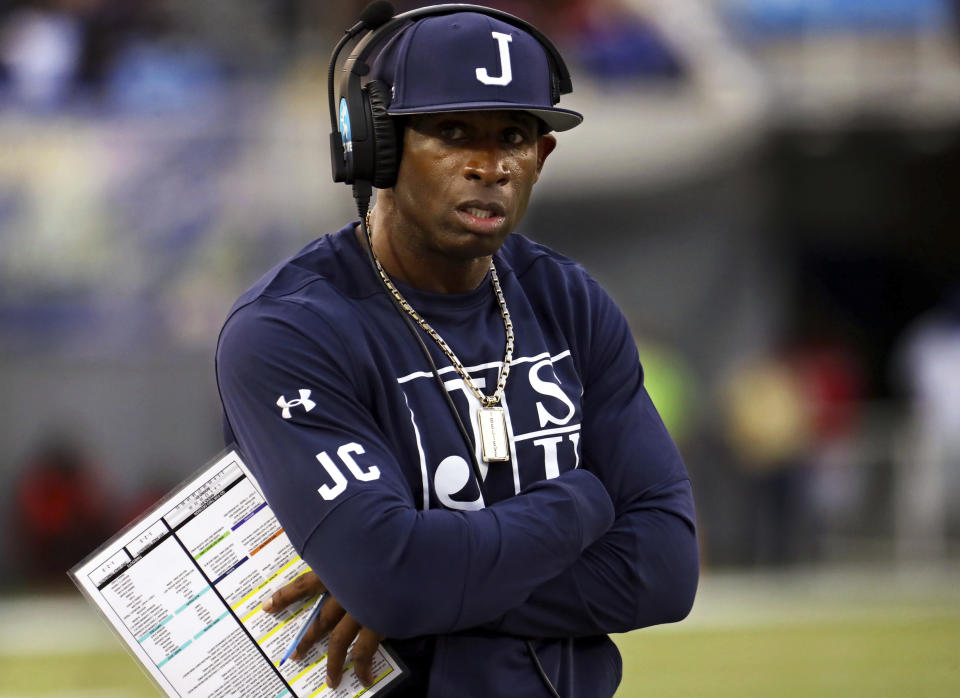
left=720, top=337, right=867, bottom=566
left=637, top=339, right=699, bottom=446
left=792, top=338, right=866, bottom=554
left=0, top=0, right=295, bottom=109
left=0, top=0, right=178, bottom=106
left=386, top=1, right=583, bottom=44
left=793, top=342, right=862, bottom=443
left=571, top=0, right=684, bottom=82
left=106, top=38, right=221, bottom=113
left=721, top=354, right=814, bottom=565
left=0, top=3, right=83, bottom=108
left=8, top=434, right=115, bottom=588
left=894, top=286, right=960, bottom=559
left=69, top=0, right=168, bottom=94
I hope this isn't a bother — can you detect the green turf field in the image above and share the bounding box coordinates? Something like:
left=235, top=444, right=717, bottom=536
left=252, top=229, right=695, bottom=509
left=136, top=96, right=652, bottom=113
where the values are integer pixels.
left=2, top=568, right=958, bottom=697
left=616, top=613, right=960, bottom=697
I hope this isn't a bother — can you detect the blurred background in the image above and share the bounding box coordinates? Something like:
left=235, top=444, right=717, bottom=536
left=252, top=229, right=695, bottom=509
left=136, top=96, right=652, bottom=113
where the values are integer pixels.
left=0, top=0, right=958, bottom=695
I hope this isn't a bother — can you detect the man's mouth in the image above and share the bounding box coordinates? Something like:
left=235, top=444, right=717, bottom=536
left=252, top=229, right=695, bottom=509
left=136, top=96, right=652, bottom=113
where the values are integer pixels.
left=456, top=201, right=506, bottom=221
left=455, top=202, right=508, bottom=235
left=463, top=206, right=498, bottom=219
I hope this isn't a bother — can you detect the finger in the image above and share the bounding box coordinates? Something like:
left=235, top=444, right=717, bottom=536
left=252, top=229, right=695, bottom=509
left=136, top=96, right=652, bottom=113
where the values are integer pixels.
left=350, top=628, right=384, bottom=688
left=326, top=613, right=361, bottom=689
left=293, top=597, right=345, bottom=660
left=263, top=571, right=325, bottom=613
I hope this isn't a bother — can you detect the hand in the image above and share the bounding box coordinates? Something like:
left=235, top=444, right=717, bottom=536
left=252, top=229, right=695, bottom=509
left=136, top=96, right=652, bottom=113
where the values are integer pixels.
left=262, top=571, right=384, bottom=688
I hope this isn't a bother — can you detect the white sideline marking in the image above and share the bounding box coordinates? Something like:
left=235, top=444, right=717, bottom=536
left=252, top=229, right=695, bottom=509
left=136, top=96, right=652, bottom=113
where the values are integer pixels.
left=0, top=597, right=119, bottom=655
left=635, top=562, right=960, bottom=634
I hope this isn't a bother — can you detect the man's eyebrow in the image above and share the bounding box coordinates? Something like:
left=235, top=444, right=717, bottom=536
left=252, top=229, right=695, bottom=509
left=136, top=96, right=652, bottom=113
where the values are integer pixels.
left=424, top=116, right=470, bottom=129
left=409, top=116, right=463, bottom=134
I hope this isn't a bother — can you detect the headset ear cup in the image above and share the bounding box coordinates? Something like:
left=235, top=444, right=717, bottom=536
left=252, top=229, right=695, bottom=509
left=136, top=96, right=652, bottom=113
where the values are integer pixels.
left=365, top=80, right=399, bottom=188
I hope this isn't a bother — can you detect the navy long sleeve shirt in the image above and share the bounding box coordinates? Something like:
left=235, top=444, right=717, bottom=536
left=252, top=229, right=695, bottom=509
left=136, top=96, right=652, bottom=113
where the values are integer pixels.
left=216, top=223, right=698, bottom=697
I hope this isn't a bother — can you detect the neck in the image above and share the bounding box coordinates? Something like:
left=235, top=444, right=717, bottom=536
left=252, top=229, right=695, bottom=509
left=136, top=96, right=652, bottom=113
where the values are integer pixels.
left=359, top=209, right=493, bottom=294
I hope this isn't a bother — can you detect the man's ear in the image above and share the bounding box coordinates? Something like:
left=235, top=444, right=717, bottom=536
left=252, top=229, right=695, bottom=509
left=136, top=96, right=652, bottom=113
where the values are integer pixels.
left=535, top=134, right=557, bottom=182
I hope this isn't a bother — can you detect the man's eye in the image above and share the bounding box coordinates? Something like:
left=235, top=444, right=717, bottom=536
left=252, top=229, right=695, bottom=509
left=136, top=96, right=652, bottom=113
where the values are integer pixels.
left=440, top=125, right=466, bottom=140
left=503, top=129, right=527, bottom=145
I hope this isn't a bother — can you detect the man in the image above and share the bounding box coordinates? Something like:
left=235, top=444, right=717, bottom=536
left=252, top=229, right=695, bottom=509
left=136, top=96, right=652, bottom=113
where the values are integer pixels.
left=216, top=6, right=698, bottom=697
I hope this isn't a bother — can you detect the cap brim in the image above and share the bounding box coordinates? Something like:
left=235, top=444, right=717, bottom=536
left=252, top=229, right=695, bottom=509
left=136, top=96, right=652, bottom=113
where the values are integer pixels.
left=387, top=102, right=583, bottom=132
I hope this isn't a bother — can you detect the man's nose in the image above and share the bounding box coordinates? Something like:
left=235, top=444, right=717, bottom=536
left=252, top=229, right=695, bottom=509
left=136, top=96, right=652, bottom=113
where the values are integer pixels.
left=463, top=147, right=510, bottom=186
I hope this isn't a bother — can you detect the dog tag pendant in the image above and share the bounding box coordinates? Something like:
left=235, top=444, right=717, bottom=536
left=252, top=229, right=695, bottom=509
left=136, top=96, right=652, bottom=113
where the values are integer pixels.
left=478, top=406, right=510, bottom=462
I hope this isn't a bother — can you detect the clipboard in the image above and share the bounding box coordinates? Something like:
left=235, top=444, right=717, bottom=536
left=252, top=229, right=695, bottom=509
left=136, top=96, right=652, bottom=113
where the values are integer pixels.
left=70, top=446, right=405, bottom=698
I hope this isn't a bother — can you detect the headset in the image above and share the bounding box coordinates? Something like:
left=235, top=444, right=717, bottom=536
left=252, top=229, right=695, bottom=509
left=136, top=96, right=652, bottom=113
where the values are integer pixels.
left=326, top=8, right=573, bottom=695
left=327, top=1, right=575, bottom=205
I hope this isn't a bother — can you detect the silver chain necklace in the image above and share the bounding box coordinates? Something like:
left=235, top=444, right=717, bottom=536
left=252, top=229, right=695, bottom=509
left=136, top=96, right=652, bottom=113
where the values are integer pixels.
left=365, top=210, right=513, bottom=462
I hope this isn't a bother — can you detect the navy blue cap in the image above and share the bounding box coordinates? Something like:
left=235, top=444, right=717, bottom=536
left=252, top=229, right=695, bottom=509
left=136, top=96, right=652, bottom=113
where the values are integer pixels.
left=372, top=12, right=582, bottom=132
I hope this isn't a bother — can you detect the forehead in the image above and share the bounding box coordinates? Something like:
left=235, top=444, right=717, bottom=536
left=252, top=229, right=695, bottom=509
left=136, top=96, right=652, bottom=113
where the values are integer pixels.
left=408, top=110, right=539, bottom=130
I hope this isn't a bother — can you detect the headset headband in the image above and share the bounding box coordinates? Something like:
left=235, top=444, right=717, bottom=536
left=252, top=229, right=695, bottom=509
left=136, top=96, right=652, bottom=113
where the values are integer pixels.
left=338, top=4, right=573, bottom=102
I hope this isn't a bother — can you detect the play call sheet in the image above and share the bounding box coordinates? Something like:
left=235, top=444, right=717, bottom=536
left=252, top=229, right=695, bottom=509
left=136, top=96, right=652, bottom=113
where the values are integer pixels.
left=71, top=450, right=403, bottom=698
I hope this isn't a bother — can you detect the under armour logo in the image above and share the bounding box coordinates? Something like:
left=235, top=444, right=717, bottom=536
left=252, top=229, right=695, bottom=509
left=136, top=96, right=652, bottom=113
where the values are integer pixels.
left=476, top=31, right=513, bottom=86
left=277, top=389, right=316, bottom=420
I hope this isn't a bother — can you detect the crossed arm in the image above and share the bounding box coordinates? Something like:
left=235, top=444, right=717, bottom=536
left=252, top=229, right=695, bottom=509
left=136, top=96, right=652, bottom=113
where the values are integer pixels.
left=264, top=464, right=695, bottom=687
left=261, top=466, right=624, bottom=687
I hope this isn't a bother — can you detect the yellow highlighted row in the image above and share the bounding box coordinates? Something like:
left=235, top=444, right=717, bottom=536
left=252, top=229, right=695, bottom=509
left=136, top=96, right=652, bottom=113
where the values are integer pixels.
left=256, top=594, right=316, bottom=645
left=354, top=667, right=394, bottom=697
left=290, top=651, right=327, bottom=682
left=233, top=557, right=305, bottom=615
left=304, top=663, right=393, bottom=698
